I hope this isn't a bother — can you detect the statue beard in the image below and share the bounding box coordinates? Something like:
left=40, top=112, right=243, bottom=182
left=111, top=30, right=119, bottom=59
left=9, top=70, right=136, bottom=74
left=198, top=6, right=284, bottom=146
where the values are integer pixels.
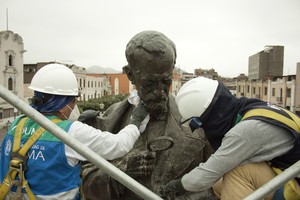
left=143, top=95, right=169, bottom=121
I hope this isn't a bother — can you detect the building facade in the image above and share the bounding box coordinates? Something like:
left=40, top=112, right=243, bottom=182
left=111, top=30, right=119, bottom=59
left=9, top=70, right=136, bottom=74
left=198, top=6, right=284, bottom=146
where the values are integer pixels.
left=0, top=30, right=25, bottom=127
left=194, top=68, right=219, bottom=80
left=248, top=45, right=284, bottom=80
left=23, top=62, right=112, bottom=102
left=88, top=73, right=130, bottom=96
left=236, top=76, right=295, bottom=111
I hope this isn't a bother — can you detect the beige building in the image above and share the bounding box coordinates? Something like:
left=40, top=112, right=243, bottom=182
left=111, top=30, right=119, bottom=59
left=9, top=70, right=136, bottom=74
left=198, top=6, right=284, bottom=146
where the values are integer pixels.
left=0, top=30, right=25, bottom=127
left=79, top=74, right=111, bottom=101
left=237, top=63, right=300, bottom=114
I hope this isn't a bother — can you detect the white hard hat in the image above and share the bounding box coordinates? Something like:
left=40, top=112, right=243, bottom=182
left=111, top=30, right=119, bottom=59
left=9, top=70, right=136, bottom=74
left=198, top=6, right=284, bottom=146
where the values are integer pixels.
left=29, top=63, right=78, bottom=96
left=175, top=76, right=219, bottom=123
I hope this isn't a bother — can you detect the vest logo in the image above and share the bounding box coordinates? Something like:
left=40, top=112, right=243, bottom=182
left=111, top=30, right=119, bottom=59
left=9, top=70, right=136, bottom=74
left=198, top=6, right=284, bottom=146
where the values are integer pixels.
left=28, top=150, right=45, bottom=161
left=23, top=126, right=36, bottom=136
left=28, top=145, right=46, bottom=161
left=11, top=125, right=36, bottom=136
left=5, top=139, right=12, bottom=156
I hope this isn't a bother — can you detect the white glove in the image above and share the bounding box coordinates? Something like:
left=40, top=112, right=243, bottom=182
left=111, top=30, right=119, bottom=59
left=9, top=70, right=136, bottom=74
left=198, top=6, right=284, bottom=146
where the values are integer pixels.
left=128, top=90, right=150, bottom=133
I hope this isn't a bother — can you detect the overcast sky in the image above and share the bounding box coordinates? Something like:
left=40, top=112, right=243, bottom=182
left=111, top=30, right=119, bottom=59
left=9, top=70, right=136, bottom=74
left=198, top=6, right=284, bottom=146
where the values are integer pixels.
left=1, top=0, right=299, bottom=77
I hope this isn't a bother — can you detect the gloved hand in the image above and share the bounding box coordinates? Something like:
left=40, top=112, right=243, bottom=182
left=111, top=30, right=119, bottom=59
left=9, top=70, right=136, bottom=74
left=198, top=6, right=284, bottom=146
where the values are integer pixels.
left=129, top=102, right=149, bottom=130
left=116, top=149, right=156, bottom=178
left=78, top=110, right=100, bottom=123
left=160, top=179, right=187, bottom=199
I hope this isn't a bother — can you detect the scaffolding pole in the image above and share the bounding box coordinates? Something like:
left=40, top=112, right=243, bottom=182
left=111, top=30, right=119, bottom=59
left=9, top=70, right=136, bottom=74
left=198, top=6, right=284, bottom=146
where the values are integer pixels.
left=244, top=160, right=300, bottom=200
left=0, top=84, right=162, bottom=200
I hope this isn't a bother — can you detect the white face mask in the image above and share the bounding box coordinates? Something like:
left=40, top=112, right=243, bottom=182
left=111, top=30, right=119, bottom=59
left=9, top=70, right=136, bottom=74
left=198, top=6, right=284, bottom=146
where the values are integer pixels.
left=67, top=105, right=80, bottom=121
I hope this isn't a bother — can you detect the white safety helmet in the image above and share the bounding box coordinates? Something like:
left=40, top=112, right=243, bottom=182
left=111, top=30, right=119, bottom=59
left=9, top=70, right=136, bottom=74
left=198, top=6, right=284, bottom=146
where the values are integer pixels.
left=29, top=63, right=78, bottom=96
left=175, top=76, right=219, bottom=123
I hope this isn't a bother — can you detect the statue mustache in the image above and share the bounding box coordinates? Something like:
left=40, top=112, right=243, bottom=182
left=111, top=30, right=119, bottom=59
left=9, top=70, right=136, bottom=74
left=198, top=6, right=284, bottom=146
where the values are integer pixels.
left=143, top=93, right=168, bottom=103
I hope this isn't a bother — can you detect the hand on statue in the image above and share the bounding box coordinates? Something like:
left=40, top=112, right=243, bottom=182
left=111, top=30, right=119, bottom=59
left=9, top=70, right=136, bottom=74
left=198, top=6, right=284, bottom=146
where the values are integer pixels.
left=117, top=150, right=156, bottom=178
left=78, top=110, right=100, bottom=123
left=129, top=102, right=149, bottom=132
left=160, top=179, right=187, bottom=199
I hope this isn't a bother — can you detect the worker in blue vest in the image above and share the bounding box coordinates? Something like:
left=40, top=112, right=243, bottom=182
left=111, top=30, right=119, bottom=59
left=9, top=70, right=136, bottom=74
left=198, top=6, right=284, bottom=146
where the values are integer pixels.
left=0, top=63, right=149, bottom=200
left=161, top=76, right=300, bottom=200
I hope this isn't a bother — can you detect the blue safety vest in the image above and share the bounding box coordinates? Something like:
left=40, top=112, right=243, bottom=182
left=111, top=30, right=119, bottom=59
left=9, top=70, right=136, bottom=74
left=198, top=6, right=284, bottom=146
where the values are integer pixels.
left=0, top=115, right=81, bottom=196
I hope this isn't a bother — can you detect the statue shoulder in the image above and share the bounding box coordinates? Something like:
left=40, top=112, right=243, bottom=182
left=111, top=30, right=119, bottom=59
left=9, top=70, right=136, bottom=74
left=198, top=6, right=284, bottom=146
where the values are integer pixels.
left=103, top=98, right=131, bottom=115
left=96, top=98, right=134, bottom=132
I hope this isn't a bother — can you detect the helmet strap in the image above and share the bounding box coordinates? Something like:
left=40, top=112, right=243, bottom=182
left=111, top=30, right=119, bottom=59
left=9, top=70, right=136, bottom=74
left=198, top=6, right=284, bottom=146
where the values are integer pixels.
left=60, top=111, right=68, bottom=120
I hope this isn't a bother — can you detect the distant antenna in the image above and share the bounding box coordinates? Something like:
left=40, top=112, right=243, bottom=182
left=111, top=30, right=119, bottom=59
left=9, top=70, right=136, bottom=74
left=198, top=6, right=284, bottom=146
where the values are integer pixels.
left=6, top=8, right=8, bottom=30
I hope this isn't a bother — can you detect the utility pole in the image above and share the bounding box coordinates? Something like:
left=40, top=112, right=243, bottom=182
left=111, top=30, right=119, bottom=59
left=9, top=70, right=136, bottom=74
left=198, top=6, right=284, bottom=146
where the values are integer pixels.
left=6, top=8, right=9, bottom=30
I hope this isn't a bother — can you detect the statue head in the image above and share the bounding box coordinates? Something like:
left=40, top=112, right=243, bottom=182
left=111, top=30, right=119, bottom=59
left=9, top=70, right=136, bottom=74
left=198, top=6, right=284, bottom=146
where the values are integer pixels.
left=124, top=30, right=177, bottom=120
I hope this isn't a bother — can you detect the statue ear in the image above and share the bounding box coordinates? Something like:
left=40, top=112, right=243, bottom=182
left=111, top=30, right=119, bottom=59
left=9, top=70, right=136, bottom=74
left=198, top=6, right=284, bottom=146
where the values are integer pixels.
left=123, top=65, right=136, bottom=84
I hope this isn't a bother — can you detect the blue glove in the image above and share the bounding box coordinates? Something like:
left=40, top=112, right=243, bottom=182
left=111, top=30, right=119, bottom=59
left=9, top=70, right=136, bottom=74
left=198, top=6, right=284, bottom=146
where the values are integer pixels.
left=160, top=179, right=187, bottom=199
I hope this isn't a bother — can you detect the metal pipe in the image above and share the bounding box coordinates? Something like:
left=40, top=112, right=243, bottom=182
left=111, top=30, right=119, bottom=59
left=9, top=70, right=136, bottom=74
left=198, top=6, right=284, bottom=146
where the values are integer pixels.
left=0, top=84, right=162, bottom=200
left=244, top=160, right=300, bottom=200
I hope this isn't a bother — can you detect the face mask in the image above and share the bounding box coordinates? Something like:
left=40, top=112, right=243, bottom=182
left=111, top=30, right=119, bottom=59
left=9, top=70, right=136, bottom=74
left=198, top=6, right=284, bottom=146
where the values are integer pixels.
left=67, top=105, right=80, bottom=121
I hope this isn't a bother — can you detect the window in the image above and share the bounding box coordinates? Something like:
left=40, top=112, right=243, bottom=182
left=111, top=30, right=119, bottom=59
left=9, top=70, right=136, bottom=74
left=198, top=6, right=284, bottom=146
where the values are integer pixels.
left=272, top=88, right=275, bottom=96
left=9, top=55, right=13, bottom=66
left=287, top=88, right=291, bottom=97
left=8, top=78, right=13, bottom=90
left=6, top=51, right=15, bottom=67
left=264, top=87, right=267, bottom=95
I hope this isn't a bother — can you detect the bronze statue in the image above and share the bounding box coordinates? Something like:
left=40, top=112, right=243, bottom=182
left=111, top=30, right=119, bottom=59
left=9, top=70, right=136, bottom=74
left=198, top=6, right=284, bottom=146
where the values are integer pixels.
left=81, top=30, right=216, bottom=200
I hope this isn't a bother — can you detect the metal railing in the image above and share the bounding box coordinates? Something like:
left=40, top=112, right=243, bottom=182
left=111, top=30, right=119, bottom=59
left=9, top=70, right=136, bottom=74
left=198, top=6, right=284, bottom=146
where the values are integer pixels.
left=244, top=160, right=300, bottom=199
left=0, top=84, right=162, bottom=200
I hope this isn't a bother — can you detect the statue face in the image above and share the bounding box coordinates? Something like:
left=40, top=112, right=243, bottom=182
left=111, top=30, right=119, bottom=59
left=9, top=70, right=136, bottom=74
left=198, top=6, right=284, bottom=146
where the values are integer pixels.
left=132, top=56, right=174, bottom=120
left=124, top=31, right=177, bottom=120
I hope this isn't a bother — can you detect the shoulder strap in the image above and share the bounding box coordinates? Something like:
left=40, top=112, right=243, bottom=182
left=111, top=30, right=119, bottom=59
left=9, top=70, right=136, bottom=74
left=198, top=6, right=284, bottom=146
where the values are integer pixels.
left=281, top=109, right=300, bottom=131
left=241, top=108, right=300, bottom=133
left=0, top=117, right=62, bottom=200
left=16, top=118, right=62, bottom=156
